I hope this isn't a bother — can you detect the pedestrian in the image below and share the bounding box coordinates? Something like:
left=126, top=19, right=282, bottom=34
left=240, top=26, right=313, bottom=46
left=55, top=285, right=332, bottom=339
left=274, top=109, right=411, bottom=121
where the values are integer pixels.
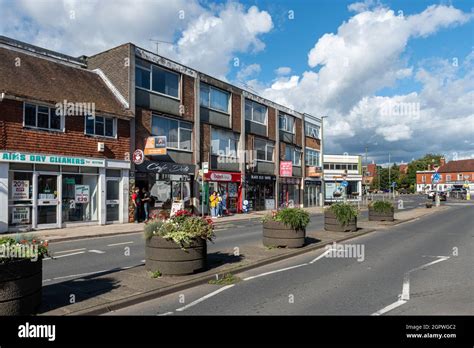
left=142, top=187, right=151, bottom=222
left=217, top=192, right=223, bottom=217
left=131, top=187, right=141, bottom=223
left=209, top=191, right=218, bottom=218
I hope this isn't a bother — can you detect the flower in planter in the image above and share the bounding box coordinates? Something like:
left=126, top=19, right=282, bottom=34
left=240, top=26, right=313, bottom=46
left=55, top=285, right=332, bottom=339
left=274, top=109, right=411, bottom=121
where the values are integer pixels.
left=262, top=208, right=310, bottom=231
left=327, top=202, right=358, bottom=226
left=0, top=236, right=50, bottom=263
left=369, top=201, right=394, bottom=214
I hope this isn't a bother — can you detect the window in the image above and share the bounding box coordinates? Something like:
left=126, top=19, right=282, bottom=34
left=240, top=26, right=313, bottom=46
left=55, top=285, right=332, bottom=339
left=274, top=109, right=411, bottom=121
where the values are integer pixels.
left=285, top=145, right=301, bottom=166
left=151, top=115, right=192, bottom=151
left=211, top=128, right=239, bottom=157
left=279, top=114, right=295, bottom=133
left=305, top=149, right=320, bottom=166
left=254, top=138, right=274, bottom=162
left=85, top=115, right=116, bottom=137
left=324, top=164, right=329, bottom=170
left=446, top=175, right=451, bottom=181
left=422, top=175, right=426, bottom=183
left=24, top=103, right=62, bottom=131
left=245, top=99, right=267, bottom=125
left=305, top=123, right=320, bottom=138
left=136, top=59, right=179, bottom=99
left=457, top=173, right=463, bottom=180
left=200, top=83, right=230, bottom=113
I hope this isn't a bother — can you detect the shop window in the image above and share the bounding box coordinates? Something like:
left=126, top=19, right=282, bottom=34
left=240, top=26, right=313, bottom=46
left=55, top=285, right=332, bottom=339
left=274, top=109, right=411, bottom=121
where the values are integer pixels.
left=245, top=99, right=267, bottom=125
left=62, top=166, right=80, bottom=173
left=305, top=149, right=320, bottom=166
left=85, top=115, right=116, bottom=138
left=35, top=164, right=60, bottom=172
left=136, top=59, right=179, bottom=99
left=255, top=138, right=274, bottom=162
left=62, top=174, right=98, bottom=222
left=106, top=169, right=121, bottom=177
left=151, top=115, right=192, bottom=151
left=200, top=83, right=230, bottom=113
left=279, top=113, right=295, bottom=133
left=8, top=171, right=33, bottom=226
left=24, top=103, right=62, bottom=131
left=81, top=167, right=99, bottom=174
left=211, top=128, right=239, bottom=158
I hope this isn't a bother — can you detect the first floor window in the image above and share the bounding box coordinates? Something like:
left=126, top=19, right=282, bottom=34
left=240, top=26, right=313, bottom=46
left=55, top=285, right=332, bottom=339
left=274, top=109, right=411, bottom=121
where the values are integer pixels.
left=305, top=149, right=320, bottom=166
left=85, top=115, right=116, bottom=137
left=285, top=145, right=301, bottom=166
left=245, top=99, right=267, bottom=125
left=211, top=128, right=239, bottom=157
left=24, top=103, right=62, bottom=131
left=254, top=138, right=274, bottom=162
left=305, top=123, right=320, bottom=138
left=200, top=83, right=230, bottom=113
left=279, top=114, right=295, bottom=133
left=151, top=115, right=192, bottom=151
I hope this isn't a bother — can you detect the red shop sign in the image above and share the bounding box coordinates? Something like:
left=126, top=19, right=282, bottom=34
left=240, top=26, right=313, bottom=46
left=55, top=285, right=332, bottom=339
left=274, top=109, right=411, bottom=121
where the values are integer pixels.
left=204, top=171, right=241, bottom=182
left=280, top=161, right=293, bottom=177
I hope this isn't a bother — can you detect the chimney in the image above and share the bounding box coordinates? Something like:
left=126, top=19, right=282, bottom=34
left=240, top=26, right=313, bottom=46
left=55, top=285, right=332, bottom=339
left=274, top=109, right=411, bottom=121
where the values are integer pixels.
left=440, top=157, right=446, bottom=166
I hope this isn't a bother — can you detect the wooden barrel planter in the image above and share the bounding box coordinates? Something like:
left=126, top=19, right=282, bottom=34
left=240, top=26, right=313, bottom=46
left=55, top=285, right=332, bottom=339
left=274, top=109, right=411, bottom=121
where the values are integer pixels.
left=324, top=210, right=357, bottom=232
left=368, top=208, right=394, bottom=221
left=262, top=221, right=305, bottom=248
left=0, top=259, right=42, bottom=315
left=145, top=236, right=207, bottom=275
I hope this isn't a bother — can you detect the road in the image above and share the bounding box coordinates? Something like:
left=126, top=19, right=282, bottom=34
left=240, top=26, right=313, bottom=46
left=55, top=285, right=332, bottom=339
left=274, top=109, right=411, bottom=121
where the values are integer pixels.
left=108, top=202, right=473, bottom=315
left=42, top=194, right=429, bottom=285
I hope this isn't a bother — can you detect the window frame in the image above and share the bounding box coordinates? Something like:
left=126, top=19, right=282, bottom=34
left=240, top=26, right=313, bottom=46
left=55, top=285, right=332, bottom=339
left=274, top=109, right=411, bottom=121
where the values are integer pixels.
left=84, top=114, right=117, bottom=139
left=305, top=123, right=320, bottom=138
left=285, top=145, right=301, bottom=167
left=200, top=83, right=231, bottom=114
left=23, top=102, right=64, bottom=132
left=245, top=99, right=268, bottom=126
left=151, top=114, right=193, bottom=152
left=135, top=59, right=181, bottom=101
left=305, top=148, right=320, bottom=167
left=254, top=138, right=274, bottom=162
left=279, top=113, right=295, bottom=134
left=211, top=128, right=239, bottom=158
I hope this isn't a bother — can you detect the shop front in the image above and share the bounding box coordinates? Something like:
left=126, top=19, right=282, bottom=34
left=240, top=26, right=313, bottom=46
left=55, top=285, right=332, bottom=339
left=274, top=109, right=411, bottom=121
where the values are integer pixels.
left=304, top=179, right=322, bottom=207
left=246, top=174, right=276, bottom=211
left=278, top=177, right=301, bottom=208
left=0, top=151, right=130, bottom=232
left=134, top=160, right=195, bottom=213
left=204, top=171, right=242, bottom=214
left=324, top=179, right=362, bottom=202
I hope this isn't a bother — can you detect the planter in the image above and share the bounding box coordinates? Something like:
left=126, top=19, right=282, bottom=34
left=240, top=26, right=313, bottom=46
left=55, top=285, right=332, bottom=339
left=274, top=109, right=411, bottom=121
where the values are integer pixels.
left=426, top=202, right=433, bottom=208
left=145, top=236, right=207, bottom=275
left=324, top=210, right=357, bottom=232
left=262, top=220, right=306, bottom=248
left=368, top=208, right=394, bottom=222
left=0, top=258, right=42, bottom=315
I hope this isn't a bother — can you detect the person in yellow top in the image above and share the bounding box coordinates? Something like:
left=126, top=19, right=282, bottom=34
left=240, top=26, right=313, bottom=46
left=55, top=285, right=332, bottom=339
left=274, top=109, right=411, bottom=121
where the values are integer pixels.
left=209, top=191, right=218, bottom=218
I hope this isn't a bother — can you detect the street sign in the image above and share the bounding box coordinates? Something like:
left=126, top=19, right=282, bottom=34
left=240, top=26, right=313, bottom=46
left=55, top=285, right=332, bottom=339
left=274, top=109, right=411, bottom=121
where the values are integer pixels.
left=432, top=173, right=441, bottom=183
left=391, top=182, right=397, bottom=187
left=341, top=180, right=348, bottom=188
left=202, top=162, right=209, bottom=174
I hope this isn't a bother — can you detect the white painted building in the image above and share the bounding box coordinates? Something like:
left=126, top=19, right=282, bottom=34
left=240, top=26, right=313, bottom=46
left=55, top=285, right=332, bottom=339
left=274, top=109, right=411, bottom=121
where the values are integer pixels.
left=323, top=154, right=362, bottom=203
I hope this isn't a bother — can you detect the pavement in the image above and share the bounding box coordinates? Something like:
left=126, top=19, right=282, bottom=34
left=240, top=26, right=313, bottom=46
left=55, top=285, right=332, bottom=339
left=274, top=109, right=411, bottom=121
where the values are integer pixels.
left=108, top=203, right=473, bottom=316
left=36, top=202, right=451, bottom=315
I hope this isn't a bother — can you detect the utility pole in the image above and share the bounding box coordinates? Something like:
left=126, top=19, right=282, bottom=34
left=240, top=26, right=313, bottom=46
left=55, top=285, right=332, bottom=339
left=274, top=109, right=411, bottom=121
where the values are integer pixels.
left=388, top=153, right=391, bottom=199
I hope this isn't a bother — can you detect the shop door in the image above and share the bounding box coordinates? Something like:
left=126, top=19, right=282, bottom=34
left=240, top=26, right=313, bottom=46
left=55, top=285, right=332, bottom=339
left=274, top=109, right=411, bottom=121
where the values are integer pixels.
left=106, top=178, right=120, bottom=222
left=37, top=174, right=60, bottom=228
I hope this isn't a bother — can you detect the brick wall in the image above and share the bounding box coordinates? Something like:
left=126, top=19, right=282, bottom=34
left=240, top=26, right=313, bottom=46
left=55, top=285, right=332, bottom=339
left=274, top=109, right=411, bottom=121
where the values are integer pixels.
left=182, top=75, right=195, bottom=122
left=245, top=134, right=254, bottom=164
left=268, top=107, right=276, bottom=141
left=201, top=123, right=211, bottom=164
left=305, top=137, right=320, bottom=150
left=0, top=99, right=130, bottom=160
left=135, top=107, right=152, bottom=151
left=232, top=93, right=241, bottom=132
left=295, top=118, right=302, bottom=147
left=87, top=44, right=131, bottom=105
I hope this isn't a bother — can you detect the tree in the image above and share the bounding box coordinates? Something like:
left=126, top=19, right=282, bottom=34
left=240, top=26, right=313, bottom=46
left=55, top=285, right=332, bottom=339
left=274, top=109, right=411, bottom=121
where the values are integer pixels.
left=406, top=154, right=444, bottom=191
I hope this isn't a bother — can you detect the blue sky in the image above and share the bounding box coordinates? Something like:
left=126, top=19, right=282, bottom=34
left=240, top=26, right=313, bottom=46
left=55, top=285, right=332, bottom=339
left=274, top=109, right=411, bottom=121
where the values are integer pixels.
left=0, top=0, right=473, bottom=164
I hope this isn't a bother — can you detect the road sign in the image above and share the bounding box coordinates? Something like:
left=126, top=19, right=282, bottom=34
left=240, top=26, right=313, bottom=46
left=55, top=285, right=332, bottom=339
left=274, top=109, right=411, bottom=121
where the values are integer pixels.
left=391, top=182, right=397, bottom=187
left=341, top=180, right=348, bottom=188
left=202, top=162, right=209, bottom=174
left=432, top=173, right=441, bottom=183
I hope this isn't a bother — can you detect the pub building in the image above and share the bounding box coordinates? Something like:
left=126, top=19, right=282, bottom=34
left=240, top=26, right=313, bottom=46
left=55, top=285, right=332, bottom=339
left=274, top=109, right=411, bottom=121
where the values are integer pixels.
left=0, top=37, right=133, bottom=232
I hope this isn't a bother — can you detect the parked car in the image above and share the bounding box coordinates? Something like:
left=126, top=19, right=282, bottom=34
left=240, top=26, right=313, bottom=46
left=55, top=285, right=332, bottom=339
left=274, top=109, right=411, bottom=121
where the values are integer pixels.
left=427, top=191, right=447, bottom=201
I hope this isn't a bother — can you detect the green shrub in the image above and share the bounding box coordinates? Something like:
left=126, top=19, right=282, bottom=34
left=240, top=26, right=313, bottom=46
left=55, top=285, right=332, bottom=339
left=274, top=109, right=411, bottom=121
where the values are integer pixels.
left=327, top=203, right=358, bottom=226
left=263, top=208, right=310, bottom=230
left=369, top=201, right=394, bottom=214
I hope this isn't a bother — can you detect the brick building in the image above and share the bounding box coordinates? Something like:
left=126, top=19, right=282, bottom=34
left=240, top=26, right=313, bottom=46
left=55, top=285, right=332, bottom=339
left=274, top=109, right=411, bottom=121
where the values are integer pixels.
left=416, top=159, right=474, bottom=193
left=0, top=36, right=133, bottom=232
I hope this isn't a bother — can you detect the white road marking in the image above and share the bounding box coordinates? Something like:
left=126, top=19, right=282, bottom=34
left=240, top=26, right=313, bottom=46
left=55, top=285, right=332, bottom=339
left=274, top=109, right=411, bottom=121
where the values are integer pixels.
left=309, top=248, right=334, bottom=264
left=53, top=248, right=86, bottom=254
left=372, top=300, right=407, bottom=316
left=89, top=249, right=105, bottom=254
left=107, top=241, right=134, bottom=247
left=243, top=263, right=308, bottom=281
left=141, top=260, right=145, bottom=263
left=47, top=251, right=85, bottom=259
left=157, top=312, right=174, bottom=316
left=43, top=264, right=142, bottom=283
left=372, top=256, right=450, bottom=315
left=175, top=285, right=235, bottom=312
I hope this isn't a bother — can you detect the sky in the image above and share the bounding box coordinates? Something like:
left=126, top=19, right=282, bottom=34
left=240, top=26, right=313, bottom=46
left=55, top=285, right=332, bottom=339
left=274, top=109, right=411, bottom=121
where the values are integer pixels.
left=0, top=0, right=473, bottom=164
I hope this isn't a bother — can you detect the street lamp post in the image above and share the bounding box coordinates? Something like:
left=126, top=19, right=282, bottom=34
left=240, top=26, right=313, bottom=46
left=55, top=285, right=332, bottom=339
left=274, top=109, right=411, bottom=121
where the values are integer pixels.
left=320, top=116, right=328, bottom=206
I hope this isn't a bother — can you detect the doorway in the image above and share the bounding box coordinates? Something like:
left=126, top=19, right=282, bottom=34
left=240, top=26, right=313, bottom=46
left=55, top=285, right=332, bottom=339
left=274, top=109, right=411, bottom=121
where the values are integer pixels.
left=37, top=173, right=59, bottom=228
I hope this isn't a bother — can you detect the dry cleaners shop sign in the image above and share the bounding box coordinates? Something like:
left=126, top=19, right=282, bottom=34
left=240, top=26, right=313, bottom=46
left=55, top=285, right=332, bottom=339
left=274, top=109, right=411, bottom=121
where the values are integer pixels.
left=0, top=152, right=105, bottom=167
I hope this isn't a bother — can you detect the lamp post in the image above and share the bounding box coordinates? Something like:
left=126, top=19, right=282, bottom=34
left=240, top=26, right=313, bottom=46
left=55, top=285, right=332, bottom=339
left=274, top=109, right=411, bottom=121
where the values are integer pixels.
left=320, top=116, right=328, bottom=206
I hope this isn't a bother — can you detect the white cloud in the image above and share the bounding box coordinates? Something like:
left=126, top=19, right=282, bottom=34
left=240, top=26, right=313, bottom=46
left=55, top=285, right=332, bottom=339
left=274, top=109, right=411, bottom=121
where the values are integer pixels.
left=236, top=63, right=261, bottom=81
left=375, top=124, right=412, bottom=142
left=270, top=76, right=300, bottom=90
left=275, top=66, right=292, bottom=76
left=0, top=1, right=273, bottom=78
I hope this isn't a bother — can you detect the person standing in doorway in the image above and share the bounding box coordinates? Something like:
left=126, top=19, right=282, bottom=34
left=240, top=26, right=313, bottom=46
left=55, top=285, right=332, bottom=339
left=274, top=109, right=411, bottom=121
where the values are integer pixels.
left=209, top=191, right=218, bottom=218
left=217, top=192, right=223, bottom=217
left=142, top=187, right=151, bottom=222
left=132, top=187, right=141, bottom=223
